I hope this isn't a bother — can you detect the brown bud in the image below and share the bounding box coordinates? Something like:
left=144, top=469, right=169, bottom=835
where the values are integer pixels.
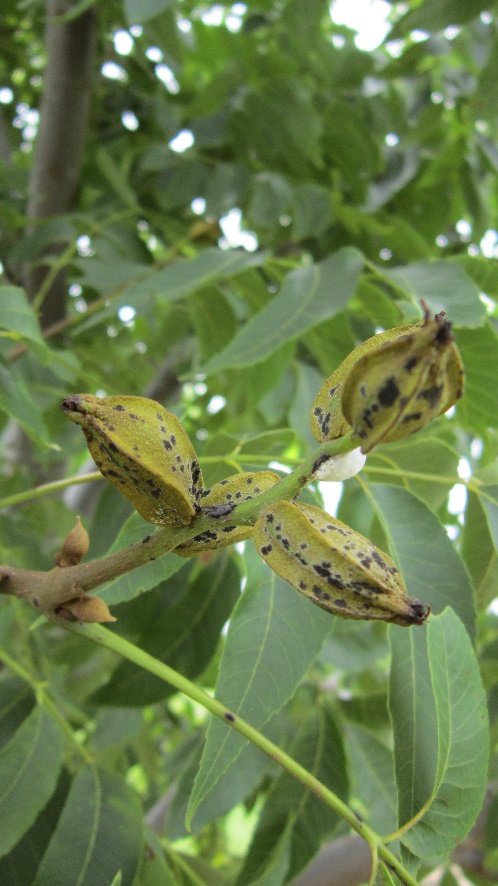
left=55, top=517, right=90, bottom=567
left=56, top=594, right=116, bottom=623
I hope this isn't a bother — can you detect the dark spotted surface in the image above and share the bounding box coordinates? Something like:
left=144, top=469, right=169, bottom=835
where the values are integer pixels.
left=254, top=500, right=429, bottom=625
left=63, top=394, right=204, bottom=525
left=175, top=471, right=280, bottom=557
left=341, top=314, right=464, bottom=453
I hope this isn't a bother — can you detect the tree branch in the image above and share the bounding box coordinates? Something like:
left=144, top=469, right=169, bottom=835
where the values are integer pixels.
left=0, top=434, right=358, bottom=621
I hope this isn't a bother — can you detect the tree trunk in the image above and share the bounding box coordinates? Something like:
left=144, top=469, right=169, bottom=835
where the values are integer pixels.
left=26, top=1, right=96, bottom=329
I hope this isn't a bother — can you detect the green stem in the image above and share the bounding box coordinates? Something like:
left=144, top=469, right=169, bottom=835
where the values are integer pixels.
left=61, top=620, right=418, bottom=886
left=0, top=453, right=305, bottom=511
left=0, top=472, right=102, bottom=510
left=226, top=433, right=359, bottom=525
left=362, top=464, right=466, bottom=487
left=0, top=646, right=91, bottom=762
left=31, top=239, right=79, bottom=313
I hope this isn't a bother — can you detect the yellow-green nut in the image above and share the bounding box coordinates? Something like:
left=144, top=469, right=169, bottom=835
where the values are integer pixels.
left=175, top=471, right=281, bottom=557
left=341, top=312, right=464, bottom=453
left=62, top=394, right=203, bottom=525
left=254, top=501, right=429, bottom=626
left=310, top=323, right=415, bottom=444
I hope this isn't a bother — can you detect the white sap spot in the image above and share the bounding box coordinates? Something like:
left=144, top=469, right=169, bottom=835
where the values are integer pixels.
left=314, top=448, right=367, bottom=482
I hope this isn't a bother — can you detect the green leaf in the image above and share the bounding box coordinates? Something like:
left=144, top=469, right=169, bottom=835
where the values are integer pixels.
left=248, top=173, right=293, bottom=229
left=345, top=725, right=397, bottom=834
left=460, top=491, right=498, bottom=609
left=99, top=512, right=187, bottom=605
left=304, top=310, right=357, bottom=377
left=188, top=289, right=237, bottom=361
left=94, top=554, right=240, bottom=705
left=365, top=433, right=460, bottom=511
left=241, top=823, right=292, bottom=886
left=0, top=707, right=63, bottom=859
left=454, top=254, right=498, bottom=298
left=0, top=770, right=71, bottom=886
left=292, top=182, right=331, bottom=240
left=124, top=247, right=266, bottom=307
left=384, top=261, right=485, bottom=326
left=90, top=708, right=143, bottom=750
left=0, top=364, right=54, bottom=449
left=321, top=620, right=389, bottom=673
left=0, top=287, right=48, bottom=361
left=289, top=361, right=325, bottom=450
left=0, top=677, right=35, bottom=751
left=390, top=609, right=489, bottom=859
left=135, top=828, right=178, bottom=886
left=186, top=545, right=333, bottom=830
left=203, top=248, right=363, bottom=373
left=236, top=705, right=348, bottom=885
left=455, top=322, right=498, bottom=433
left=370, top=484, right=475, bottom=638
left=379, top=865, right=396, bottom=886
left=96, top=149, right=140, bottom=211
left=33, top=766, right=143, bottom=886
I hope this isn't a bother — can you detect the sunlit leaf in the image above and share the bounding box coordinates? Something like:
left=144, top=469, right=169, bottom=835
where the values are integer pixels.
left=203, top=248, right=363, bottom=372
left=186, top=545, right=333, bottom=830
left=389, top=609, right=488, bottom=858
left=369, top=484, right=475, bottom=637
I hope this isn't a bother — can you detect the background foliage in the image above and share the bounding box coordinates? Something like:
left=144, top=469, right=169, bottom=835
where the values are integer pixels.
left=1, top=1, right=498, bottom=884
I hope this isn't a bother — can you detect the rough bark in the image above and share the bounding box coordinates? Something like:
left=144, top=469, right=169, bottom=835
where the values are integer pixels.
left=25, top=1, right=97, bottom=328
